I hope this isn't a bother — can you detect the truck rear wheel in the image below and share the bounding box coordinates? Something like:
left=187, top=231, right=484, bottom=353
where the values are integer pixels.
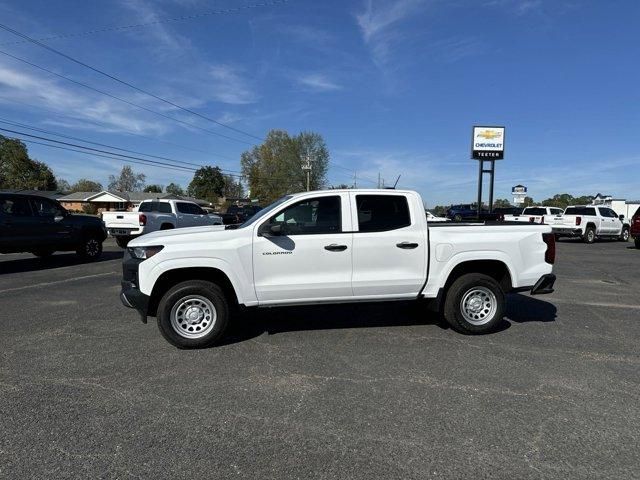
left=115, top=236, right=130, bottom=248
left=443, top=273, right=505, bottom=334
left=582, top=226, right=596, bottom=244
left=157, top=280, right=229, bottom=349
left=619, top=227, right=629, bottom=242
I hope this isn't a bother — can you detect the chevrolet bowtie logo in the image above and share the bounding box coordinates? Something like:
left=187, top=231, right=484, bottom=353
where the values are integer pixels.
left=477, top=130, right=502, bottom=140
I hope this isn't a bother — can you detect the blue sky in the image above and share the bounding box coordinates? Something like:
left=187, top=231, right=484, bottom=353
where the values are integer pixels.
left=0, top=0, right=638, bottom=206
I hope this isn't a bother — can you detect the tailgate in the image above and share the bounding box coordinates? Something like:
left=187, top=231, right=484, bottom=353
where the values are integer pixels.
left=102, top=212, right=139, bottom=230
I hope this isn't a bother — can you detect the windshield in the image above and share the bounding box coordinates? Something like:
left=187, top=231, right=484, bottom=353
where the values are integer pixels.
left=237, top=195, right=292, bottom=228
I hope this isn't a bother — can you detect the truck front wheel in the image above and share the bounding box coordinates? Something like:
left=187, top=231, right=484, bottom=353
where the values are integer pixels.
left=443, top=273, right=505, bottom=334
left=157, top=280, right=229, bottom=349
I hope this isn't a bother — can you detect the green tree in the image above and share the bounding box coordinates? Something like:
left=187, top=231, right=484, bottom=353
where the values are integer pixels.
left=108, top=165, right=146, bottom=192
left=523, top=196, right=535, bottom=207
left=56, top=178, right=71, bottom=192
left=493, top=198, right=512, bottom=208
left=71, top=178, right=103, bottom=192
left=240, top=129, right=329, bottom=204
left=187, top=166, right=225, bottom=201
left=0, top=135, right=57, bottom=190
left=166, top=182, right=184, bottom=196
left=223, top=174, right=245, bottom=199
left=144, top=184, right=163, bottom=193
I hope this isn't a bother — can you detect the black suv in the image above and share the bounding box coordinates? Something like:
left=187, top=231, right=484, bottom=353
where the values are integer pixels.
left=0, top=193, right=107, bottom=260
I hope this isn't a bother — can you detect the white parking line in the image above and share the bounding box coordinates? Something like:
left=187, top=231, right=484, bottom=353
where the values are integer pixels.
left=0, top=271, right=118, bottom=294
left=551, top=298, right=640, bottom=310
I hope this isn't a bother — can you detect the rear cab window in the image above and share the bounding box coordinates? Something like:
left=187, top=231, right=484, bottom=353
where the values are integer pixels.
left=564, top=207, right=596, bottom=216
left=356, top=194, right=411, bottom=232
left=139, top=202, right=172, bottom=213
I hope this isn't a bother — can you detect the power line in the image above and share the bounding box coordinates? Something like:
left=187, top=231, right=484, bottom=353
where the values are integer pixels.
left=0, top=1, right=291, bottom=46
left=0, top=22, right=264, bottom=141
left=0, top=48, right=254, bottom=146
left=0, top=95, right=237, bottom=161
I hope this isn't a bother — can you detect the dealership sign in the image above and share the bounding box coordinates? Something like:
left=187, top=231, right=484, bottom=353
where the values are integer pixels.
left=472, top=126, right=505, bottom=160
left=512, top=184, right=527, bottom=205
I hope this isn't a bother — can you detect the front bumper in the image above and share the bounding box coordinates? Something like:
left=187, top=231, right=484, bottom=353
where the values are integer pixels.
left=530, top=274, right=556, bottom=295
left=120, top=249, right=149, bottom=322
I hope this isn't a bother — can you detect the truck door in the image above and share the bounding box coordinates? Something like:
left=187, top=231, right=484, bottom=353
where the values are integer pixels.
left=252, top=193, right=353, bottom=303
left=175, top=202, right=193, bottom=227
left=350, top=193, right=427, bottom=297
left=0, top=195, right=38, bottom=251
left=29, top=197, right=73, bottom=247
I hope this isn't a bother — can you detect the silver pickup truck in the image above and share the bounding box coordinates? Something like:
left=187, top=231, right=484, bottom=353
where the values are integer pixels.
left=102, top=199, right=222, bottom=248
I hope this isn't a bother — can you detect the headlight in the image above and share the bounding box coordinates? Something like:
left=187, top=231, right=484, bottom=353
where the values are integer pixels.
left=129, top=245, right=164, bottom=259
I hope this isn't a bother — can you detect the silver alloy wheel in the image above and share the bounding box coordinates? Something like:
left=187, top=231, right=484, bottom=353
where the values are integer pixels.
left=85, top=238, right=100, bottom=256
left=170, top=295, right=217, bottom=339
left=460, top=287, right=497, bottom=325
left=622, top=229, right=629, bottom=241
left=587, top=229, right=595, bottom=242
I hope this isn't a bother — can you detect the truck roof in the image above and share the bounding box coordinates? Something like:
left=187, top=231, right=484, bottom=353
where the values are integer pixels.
left=289, top=188, right=416, bottom=198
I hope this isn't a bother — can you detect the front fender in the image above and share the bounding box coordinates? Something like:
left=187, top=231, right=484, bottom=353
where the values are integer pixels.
left=138, top=256, right=257, bottom=306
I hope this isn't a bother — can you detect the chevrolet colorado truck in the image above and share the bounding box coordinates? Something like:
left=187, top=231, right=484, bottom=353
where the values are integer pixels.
left=550, top=205, right=630, bottom=243
left=102, top=199, right=222, bottom=248
left=120, top=189, right=556, bottom=348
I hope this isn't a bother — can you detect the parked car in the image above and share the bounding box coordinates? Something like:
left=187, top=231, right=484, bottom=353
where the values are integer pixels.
left=120, top=189, right=556, bottom=348
left=102, top=199, right=222, bottom=248
left=446, top=204, right=498, bottom=222
left=550, top=205, right=630, bottom=243
left=221, top=204, right=263, bottom=225
left=502, top=206, right=564, bottom=224
left=631, top=206, right=640, bottom=249
left=425, top=210, right=450, bottom=222
left=493, top=206, right=523, bottom=219
left=0, top=192, right=107, bottom=260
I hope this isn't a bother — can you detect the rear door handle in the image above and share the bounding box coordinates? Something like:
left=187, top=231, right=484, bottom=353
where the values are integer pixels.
left=396, top=242, right=419, bottom=249
left=324, top=244, right=348, bottom=252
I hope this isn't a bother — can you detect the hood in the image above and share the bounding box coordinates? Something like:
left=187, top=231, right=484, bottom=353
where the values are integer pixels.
left=128, top=224, right=229, bottom=246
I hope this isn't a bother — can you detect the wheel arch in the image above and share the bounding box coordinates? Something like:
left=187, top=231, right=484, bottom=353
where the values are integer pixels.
left=147, top=266, right=239, bottom=317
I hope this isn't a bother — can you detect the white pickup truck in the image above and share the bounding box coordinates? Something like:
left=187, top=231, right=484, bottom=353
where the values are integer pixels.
left=103, top=199, right=222, bottom=248
left=119, top=189, right=557, bottom=348
left=503, top=206, right=564, bottom=224
left=550, top=205, right=630, bottom=243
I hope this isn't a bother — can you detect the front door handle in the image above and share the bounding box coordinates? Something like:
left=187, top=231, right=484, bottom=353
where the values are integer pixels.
left=396, top=242, right=419, bottom=249
left=324, top=244, right=348, bottom=252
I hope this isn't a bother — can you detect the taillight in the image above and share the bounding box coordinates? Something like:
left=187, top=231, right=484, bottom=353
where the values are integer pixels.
left=139, top=213, right=147, bottom=226
left=575, top=217, right=582, bottom=226
left=541, top=216, right=545, bottom=224
left=542, top=233, right=555, bottom=264
left=529, top=217, right=535, bottom=223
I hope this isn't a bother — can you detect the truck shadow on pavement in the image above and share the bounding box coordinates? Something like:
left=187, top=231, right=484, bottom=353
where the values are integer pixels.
left=221, top=293, right=557, bottom=346
left=0, top=251, right=123, bottom=275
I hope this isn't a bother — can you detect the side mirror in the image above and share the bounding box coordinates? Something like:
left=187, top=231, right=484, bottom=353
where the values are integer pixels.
left=259, top=223, right=283, bottom=237
left=619, top=214, right=624, bottom=221
left=54, top=215, right=64, bottom=222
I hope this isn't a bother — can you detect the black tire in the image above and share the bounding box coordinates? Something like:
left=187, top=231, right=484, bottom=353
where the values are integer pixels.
left=635, top=238, right=640, bottom=249
left=115, top=236, right=130, bottom=248
left=157, top=280, right=229, bottom=349
left=582, top=226, right=596, bottom=244
left=443, top=273, right=505, bottom=334
left=76, top=236, right=103, bottom=261
left=32, top=249, right=54, bottom=258
left=619, top=228, right=630, bottom=242
left=453, top=214, right=463, bottom=222
left=160, top=223, right=174, bottom=230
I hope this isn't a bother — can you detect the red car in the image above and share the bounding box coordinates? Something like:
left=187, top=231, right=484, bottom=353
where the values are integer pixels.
left=632, top=207, right=640, bottom=249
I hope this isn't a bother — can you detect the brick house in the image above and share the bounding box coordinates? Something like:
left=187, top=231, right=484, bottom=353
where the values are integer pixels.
left=58, top=191, right=212, bottom=213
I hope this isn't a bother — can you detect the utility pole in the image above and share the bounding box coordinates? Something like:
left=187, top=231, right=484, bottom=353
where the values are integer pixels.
left=377, top=172, right=381, bottom=189
left=302, top=153, right=312, bottom=191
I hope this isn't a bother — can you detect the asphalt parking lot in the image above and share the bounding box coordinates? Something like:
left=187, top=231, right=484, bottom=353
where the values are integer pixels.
left=1, top=238, right=639, bottom=479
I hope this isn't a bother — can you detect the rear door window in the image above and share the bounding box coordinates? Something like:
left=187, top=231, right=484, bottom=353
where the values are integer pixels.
left=356, top=195, right=411, bottom=232
left=0, top=196, right=32, bottom=217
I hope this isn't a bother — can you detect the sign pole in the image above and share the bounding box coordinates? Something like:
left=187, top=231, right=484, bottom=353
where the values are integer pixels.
left=488, top=159, right=495, bottom=212
left=477, top=159, right=484, bottom=218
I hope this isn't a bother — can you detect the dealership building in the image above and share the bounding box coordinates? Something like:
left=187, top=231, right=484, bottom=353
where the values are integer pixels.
left=592, top=193, right=640, bottom=220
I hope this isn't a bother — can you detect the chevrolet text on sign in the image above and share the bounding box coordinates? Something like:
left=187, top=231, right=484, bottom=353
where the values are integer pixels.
left=472, top=126, right=505, bottom=160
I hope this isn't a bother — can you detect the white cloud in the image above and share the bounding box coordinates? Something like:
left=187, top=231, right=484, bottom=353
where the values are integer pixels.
left=0, top=63, right=168, bottom=135
left=355, top=0, right=427, bottom=65
left=208, top=65, right=258, bottom=105
left=485, top=0, right=543, bottom=16
left=297, top=73, right=342, bottom=92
